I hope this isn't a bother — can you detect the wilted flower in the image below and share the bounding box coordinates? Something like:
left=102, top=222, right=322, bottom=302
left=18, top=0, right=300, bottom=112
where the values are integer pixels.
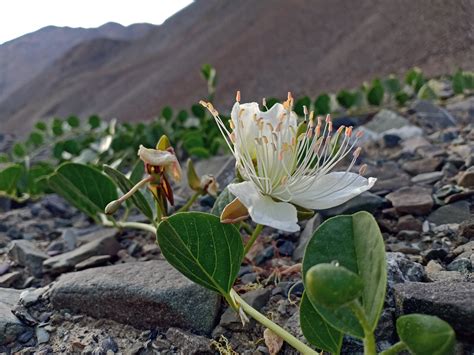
left=200, top=174, right=219, bottom=197
left=200, top=92, right=376, bottom=232
left=138, top=145, right=182, bottom=182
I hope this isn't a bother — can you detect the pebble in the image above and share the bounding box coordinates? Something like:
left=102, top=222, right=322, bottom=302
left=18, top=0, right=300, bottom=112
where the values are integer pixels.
left=402, top=157, right=443, bottom=175
left=427, top=201, right=471, bottom=225
left=386, top=186, right=434, bottom=215
left=410, top=171, right=444, bottom=184
left=36, top=327, right=50, bottom=344
left=7, top=240, right=49, bottom=277
left=457, top=167, right=474, bottom=188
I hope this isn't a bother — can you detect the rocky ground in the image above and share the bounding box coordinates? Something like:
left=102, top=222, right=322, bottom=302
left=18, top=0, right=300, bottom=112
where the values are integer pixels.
left=0, top=97, right=473, bottom=354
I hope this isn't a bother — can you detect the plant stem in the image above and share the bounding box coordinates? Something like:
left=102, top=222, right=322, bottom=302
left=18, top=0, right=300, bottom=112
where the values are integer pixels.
left=231, top=290, right=319, bottom=355
left=100, top=214, right=156, bottom=234
left=176, top=191, right=201, bottom=213
left=380, top=341, right=407, bottom=355
left=243, top=224, right=264, bottom=255
left=240, top=222, right=253, bottom=235
left=350, top=301, right=377, bottom=355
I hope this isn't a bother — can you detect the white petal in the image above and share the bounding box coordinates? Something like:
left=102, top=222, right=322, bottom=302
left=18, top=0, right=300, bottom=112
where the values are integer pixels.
left=290, top=172, right=377, bottom=210
left=260, top=103, right=298, bottom=128
left=228, top=181, right=299, bottom=232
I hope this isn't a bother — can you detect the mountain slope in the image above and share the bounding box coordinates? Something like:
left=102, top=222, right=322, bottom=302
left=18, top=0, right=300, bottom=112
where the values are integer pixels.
left=1, top=0, right=473, bottom=133
left=0, top=22, right=154, bottom=104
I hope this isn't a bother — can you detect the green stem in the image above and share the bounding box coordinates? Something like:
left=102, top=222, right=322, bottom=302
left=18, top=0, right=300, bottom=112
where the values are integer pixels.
left=244, top=224, right=264, bottom=255
left=350, top=301, right=377, bottom=355
left=176, top=191, right=201, bottom=213
left=240, top=222, right=253, bottom=235
left=100, top=214, right=156, bottom=234
left=231, top=290, right=319, bottom=355
left=380, top=341, right=407, bottom=355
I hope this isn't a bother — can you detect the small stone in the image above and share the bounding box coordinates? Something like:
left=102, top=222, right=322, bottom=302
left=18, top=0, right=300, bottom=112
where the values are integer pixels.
left=240, top=273, right=257, bottom=284
left=396, top=230, right=419, bottom=241
left=402, top=157, right=443, bottom=175
left=427, top=201, right=471, bottom=225
left=364, top=109, right=410, bottom=133
left=457, top=168, right=474, bottom=188
left=100, top=336, right=119, bottom=353
left=8, top=240, right=48, bottom=277
left=293, top=214, right=322, bottom=262
left=43, top=232, right=120, bottom=274
left=422, top=247, right=449, bottom=262
left=447, top=258, right=472, bottom=273
left=75, top=255, right=112, bottom=271
left=17, top=328, right=35, bottom=343
left=386, top=186, right=433, bottom=215
left=19, top=287, right=48, bottom=307
left=394, top=280, right=474, bottom=340
left=166, top=328, right=212, bottom=355
left=459, top=220, right=474, bottom=239
left=61, top=229, right=78, bottom=251
left=382, top=134, right=401, bottom=148
left=0, top=262, right=10, bottom=276
left=410, top=171, right=444, bottom=184
left=402, top=136, right=431, bottom=154
left=396, top=215, right=422, bottom=232
left=412, top=100, right=457, bottom=129
left=0, top=271, right=21, bottom=287
left=36, top=326, right=50, bottom=344
left=276, top=240, right=294, bottom=257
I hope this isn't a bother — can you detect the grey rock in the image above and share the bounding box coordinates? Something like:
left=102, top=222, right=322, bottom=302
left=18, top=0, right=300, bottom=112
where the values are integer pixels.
left=61, top=228, right=77, bottom=251
left=458, top=167, right=474, bottom=188
left=394, top=280, right=474, bottom=340
left=402, top=136, right=431, bottom=154
left=412, top=100, right=457, bottom=129
left=426, top=260, right=465, bottom=282
left=0, top=271, right=21, bottom=287
left=386, top=186, right=433, bottom=215
left=75, top=255, right=112, bottom=271
left=447, top=258, right=472, bottom=273
left=19, top=287, right=49, bottom=307
left=427, top=201, right=471, bottom=225
left=43, top=232, right=120, bottom=274
left=0, top=262, right=9, bottom=276
left=36, top=326, right=50, bottom=344
left=50, top=260, right=220, bottom=335
left=320, top=192, right=385, bottom=218
left=166, top=328, right=212, bottom=354
left=218, top=288, right=271, bottom=330
left=446, top=97, right=474, bottom=125
left=410, top=171, right=444, bottom=184
left=459, top=220, right=474, bottom=239
left=383, top=125, right=423, bottom=140
left=402, top=157, right=443, bottom=176
left=0, top=288, right=26, bottom=345
left=100, top=336, right=118, bottom=353
left=293, top=214, right=322, bottom=262
left=364, top=109, right=409, bottom=133
left=8, top=240, right=48, bottom=277
left=396, top=215, right=422, bottom=232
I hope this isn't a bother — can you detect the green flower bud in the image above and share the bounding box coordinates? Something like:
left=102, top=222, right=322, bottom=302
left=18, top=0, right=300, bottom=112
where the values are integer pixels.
left=187, top=159, right=201, bottom=191
left=105, top=199, right=122, bottom=215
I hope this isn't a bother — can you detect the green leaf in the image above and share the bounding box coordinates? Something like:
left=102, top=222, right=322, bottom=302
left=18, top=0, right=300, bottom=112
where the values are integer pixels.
left=0, top=164, right=23, bottom=196
left=188, top=147, right=210, bottom=158
left=67, top=115, right=80, bottom=128
left=463, top=71, right=474, bottom=90
left=300, top=292, right=342, bottom=354
left=35, top=121, right=47, bottom=131
left=48, top=163, right=118, bottom=218
left=211, top=187, right=235, bottom=216
left=336, top=90, right=356, bottom=109
left=264, top=98, right=279, bottom=110
left=191, top=104, right=206, bottom=119
left=12, top=143, right=26, bottom=158
left=103, top=165, right=154, bottom=221
left=302, top=211, right=386, bottom=338
left=28, top=132, right=44, bottom=147
left=397, top=314, right=455, bottom=355
left=130, top=160, right=145, bottom=184
left=314, top=94, right=331, bottom=115
left=27, top=163, right=54, bottom=197
left=162, top=106, right=173, bottom=120
left=306, top=263, right=363, bottom=309
left=156, top=212, right=244, bottom=295
left=367, top=81, right=384, bottom=106
left=417, top=83, right=437, bottom=100
left=52, top=118, right=64, bottom=136
left=395, top=92, right=410, bottom=106
left=88, top=115, right=101, bottom=129
left=452, top=70, right=465, bottom=95
left=384, top=75, right=401, bottom=94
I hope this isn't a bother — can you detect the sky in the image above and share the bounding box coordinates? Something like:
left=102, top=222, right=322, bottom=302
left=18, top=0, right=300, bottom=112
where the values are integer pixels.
left=0, top=0, right=193, bottom=44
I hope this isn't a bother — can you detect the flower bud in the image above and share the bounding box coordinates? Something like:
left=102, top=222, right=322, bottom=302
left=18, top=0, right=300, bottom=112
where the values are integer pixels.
left=105, top=199, right=122, bottom=215
left=187, top=159, right=201, bottom=191
left=156, top=135, right=171, bottom=150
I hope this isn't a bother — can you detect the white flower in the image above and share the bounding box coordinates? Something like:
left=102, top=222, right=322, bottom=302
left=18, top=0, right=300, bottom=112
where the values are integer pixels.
left=138, top=145, right=182, bottom=182
left=201, top=93, right=376, bottom=232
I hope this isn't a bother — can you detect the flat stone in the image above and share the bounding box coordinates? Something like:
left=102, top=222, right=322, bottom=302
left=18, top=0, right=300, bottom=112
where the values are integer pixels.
left=412, top=100, right=457, bottom=129
left=50, top=260, right=220, bottom=335
left=166, top=328, right=212, bottom=354
left=75, top=255, right=112, bottom=271
left=402, top=157, right=443, bottom=175
left=394, top=280, right=474, bottom=340
left=0, top=288, right=26, bottom=345
left=0, top=271, right=21, bottom=287
left=43, top=232, right=120, bottom=274
left=383, top=125, right=423, bottom=140
left=364, top=109, right=410, bottom=133
left=7, top=240, right=48, bottom=277
left=320, top=192, right=385, bottom=218
left=457, top=167, right=474, bottom=188
left=402, top=136, right=431, bottom=154
left=427, top=201, right=471, bottom=225
left=293, top=214, right=322, bottom=262
left=396, top=215, right=422, bottom=232
left=386, top=186, right=433, bottom=215
left=410, top=171, right=444, bottom=184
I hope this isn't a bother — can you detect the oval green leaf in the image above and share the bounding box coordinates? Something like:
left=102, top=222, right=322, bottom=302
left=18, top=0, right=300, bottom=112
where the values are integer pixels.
left=300, top=292, right=342, bottom=354
left=48, top=162, right=118, bottom=218
left=0, top=164, right=23, bottom=197
left=211, top=187, right=235, bottom=217
left=156, top=212, right=244, bottom=295
left=302, top=211, right=386, bottom=338
left=397, top=314, right=456, bottom=355
left=103, top=165, right=154, bottom=221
